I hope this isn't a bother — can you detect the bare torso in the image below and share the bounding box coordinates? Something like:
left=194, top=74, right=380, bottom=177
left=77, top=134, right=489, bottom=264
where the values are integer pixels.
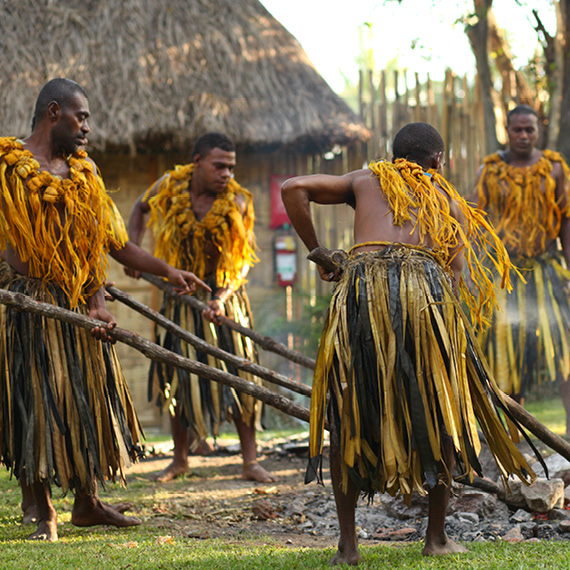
left=349, top=168, right=455, bottom=253
left=188, top=186, right=246, bottom=277
left=481, top=150, right=566, bottom=257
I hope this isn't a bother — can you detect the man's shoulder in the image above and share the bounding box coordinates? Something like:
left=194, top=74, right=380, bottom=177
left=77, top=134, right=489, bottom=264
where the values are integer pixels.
left=542, top=149, right=569, bottom=166
left=0, top=137, right=23, bottom=157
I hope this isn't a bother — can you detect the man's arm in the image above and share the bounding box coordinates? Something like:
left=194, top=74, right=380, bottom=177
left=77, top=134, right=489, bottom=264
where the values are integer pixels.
left=281, top=173, right=357, bottom=282
left=203, top=192, right=254, bottom=323
left=467, top=165, right=486, bottom=207
left=110, top=241, right=210, bottom=294
left=124, top=179, right=162, bottom=278
left=87, top=287, right=117, bottom=343
left=554, top=161, right=570, bottom=268
left=281, top=172, right=356, bottom=251
left=127, top=176, right=164, bottom=245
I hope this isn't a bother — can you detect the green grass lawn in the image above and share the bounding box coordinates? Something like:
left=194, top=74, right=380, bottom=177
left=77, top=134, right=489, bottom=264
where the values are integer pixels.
left=525, top=396, right=566, bottom=437
left=2, top=406, right=570, bottom=569
left=1, top=518, right=570, bottom=570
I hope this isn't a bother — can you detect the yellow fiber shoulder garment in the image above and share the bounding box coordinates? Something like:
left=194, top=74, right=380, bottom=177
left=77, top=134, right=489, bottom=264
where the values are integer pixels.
left=0, top=137, right=128, bottom=307
left=146, top=163, right=258, bottom=289
left=369, top=158, right=514, bottom=328
left=475, top=150, right=570, bottom=257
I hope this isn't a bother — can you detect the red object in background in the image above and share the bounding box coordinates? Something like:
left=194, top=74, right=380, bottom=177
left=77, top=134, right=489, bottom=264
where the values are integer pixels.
left=270, top=174, right=292, bottom=229
left=275, top=233, right=297, bottom=287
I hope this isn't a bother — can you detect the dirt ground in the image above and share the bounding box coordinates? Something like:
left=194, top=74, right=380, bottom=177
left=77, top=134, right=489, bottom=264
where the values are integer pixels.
left=125, top=436, right=341, bottom=550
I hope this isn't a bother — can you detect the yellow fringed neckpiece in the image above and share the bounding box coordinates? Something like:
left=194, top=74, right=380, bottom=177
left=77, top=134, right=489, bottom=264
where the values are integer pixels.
left=369, top=158, right=516, bottom=328
left=146, top=163, right=258, bottom=289
left=0, top=137, right=127, bottom=308
left=475, top=150, right=570, bottom=257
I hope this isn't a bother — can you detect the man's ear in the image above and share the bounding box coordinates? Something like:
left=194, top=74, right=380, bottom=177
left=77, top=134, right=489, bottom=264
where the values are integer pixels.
left=429, top=152, right=440, bottom=170
left=47, top=101, right=61, bottom=122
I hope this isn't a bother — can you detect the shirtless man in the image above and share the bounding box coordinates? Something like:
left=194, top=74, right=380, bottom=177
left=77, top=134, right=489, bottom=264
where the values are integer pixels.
left=127, top=132, right=276, bottom=483
left=473, top=105, right=570, bottom=435
left=0, top=78, right=208, bottom=541
left=281, top=122, right=536, bottom=564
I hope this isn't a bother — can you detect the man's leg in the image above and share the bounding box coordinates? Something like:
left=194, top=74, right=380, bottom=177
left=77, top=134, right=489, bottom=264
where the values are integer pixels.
left=153, top=403, right=190, bottom=482
left=28, top=480, right=57, bottom=541
left=71, top=483, right=141, bottom=528
left=188, top=426, right=215, bottom=456
left=233, top=413, right=277, bottom=483
left=20, top=476, right=37, bottom=525
left=329, top=412, right=362, bottom=566
left=423, top=437, right=467, bottom=556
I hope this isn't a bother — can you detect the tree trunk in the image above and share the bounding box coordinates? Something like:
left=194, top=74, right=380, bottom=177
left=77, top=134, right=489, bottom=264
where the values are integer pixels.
left=466, top=0, right=500, bottom=153
left=556, top=1, right=570, bottom=156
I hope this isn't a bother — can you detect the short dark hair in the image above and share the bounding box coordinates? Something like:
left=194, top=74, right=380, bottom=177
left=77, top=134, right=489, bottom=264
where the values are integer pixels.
left=191, top=132, right=235, bottom=161
left=31, top=78, right=87, bottom=131
left=506, top=104, right=539, bottom=125
left=392, top=122, right=444, bottom=165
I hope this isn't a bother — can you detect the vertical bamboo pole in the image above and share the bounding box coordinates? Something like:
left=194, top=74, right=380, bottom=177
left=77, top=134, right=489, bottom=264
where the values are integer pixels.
left=427, top=73, right=437, bottom=127
left=441, top=69, right=453, bottom=181
left=378, top=70, right=388, bottom=159
left=414, top=72, right=423, bottom=123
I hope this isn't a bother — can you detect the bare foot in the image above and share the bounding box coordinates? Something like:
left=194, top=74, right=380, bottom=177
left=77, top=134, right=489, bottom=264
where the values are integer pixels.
left=22, top=503, right=38, bottom=525
left=152, top=460, right=190, bottom=483
left=423, top=534, right=467, bottom=556
left=102, top=501, right=133, bottom=514
left=71, top=497, right=141, bottom=528
left=22, top=500, right=122, bottom=524
left=329, top=544, right=362, bottom=566
left=28, top=518, right=58, bottom=541
left=190, top=438, right=214, bottom=456
left=242, top=461, right=278, bottom=483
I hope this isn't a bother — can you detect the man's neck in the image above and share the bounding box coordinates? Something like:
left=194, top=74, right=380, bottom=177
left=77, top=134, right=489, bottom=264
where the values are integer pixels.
left=23, top=131, right=67, bottom=165
left=503, top=147, right=542, bottom=167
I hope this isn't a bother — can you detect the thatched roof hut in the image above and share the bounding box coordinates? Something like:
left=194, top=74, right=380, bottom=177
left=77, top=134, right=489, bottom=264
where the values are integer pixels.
left=1, top=0, right=368, bottom=428
left=1, top=0, right=368, bottom=154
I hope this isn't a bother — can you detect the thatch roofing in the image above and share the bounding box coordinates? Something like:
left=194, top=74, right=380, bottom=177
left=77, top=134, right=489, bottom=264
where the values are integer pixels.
left=0, top=0, right=369, bottom=154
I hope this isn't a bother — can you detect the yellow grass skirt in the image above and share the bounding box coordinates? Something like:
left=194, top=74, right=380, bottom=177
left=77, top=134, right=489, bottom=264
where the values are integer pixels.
left=0, top=263, right=142, bottom=493
left=306, top=246, right=537, bottom=501
left=150, top=287, right=263, bottom=439
left=478, top=251, right=570, bottom=397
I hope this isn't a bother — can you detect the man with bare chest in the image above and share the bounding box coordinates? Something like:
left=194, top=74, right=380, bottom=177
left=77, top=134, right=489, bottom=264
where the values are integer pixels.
left=474, top=105, right=570, bottom=435
left=0, top=78, right=208, bottom=541
left=127, top=132, right=276, bottom=483
left=281, top=122, right=537, bottom=565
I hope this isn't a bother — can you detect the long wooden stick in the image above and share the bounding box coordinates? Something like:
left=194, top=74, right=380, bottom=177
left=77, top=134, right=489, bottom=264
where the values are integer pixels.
left=502, top=394, right=570, bottom=462
left=140, top=272, right=317, bottom=370
left=106, top=284, right=312, bottom=398
left=0, top=289, right=314, bottom=426
left=3, top=289, right=566, bottom=459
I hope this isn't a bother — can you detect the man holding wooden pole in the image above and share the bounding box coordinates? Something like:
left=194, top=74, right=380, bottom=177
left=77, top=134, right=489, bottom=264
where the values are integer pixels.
left=127, top=132, right=276, bottom=484
left=0, top=78, right=209, bottom=542
left=281, top=122, right=540, bottom=564
left=473, top=104, right=570, bottom=436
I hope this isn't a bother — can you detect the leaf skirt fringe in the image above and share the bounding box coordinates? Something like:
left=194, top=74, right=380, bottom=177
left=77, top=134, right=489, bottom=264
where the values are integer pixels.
left=149, top=286, right=263, bottom=439
left=0, top=262, right=143, bottom=493
left=306, top=246, right=537, bottom=502
left=478, top=251, right=570, bottom=398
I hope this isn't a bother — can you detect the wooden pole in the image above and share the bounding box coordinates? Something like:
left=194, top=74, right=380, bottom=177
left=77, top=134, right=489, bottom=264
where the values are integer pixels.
left=139, top=272, right=316, bottom=370
left=0, top=288, right=316, bottom=426
left=106, top=284, right=312, bottom=398
left=502, top=394, right=570, bottom=463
